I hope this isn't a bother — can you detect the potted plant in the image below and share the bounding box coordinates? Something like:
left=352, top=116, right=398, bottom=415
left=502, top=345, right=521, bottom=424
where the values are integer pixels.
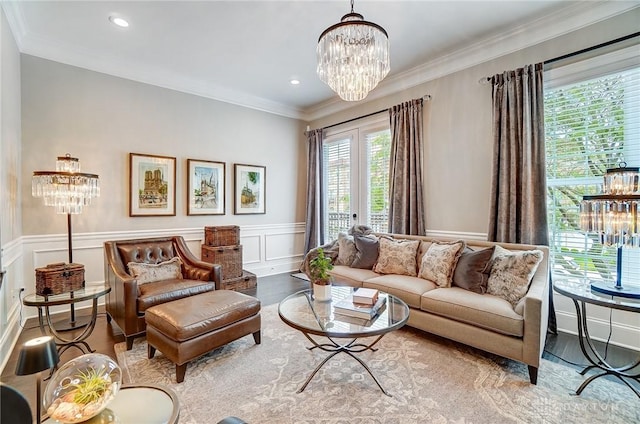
left=309, top=248, right=334, bottom=301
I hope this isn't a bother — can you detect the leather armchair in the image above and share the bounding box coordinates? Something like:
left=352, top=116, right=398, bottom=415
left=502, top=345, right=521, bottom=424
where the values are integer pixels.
left=104, top=236, right=222, bottom=350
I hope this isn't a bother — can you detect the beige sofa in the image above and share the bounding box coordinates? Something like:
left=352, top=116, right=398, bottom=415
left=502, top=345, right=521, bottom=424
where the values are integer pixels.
left=328, top=233, right=549, bottom=384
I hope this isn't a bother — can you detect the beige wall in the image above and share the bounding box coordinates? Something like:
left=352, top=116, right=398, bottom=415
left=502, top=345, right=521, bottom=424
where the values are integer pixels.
left=1, top=7, right=21, bottom=245
left=310, top=9, right=640, bottom=236
left=20, top=56, right=307, bottom=236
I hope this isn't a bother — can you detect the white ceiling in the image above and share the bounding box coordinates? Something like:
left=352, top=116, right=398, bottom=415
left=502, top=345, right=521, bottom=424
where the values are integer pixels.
left=2, top=1, right=638, bottom=120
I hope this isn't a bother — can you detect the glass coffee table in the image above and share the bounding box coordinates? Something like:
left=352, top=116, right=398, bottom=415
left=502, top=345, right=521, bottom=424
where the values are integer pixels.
left=278, top=286, right=410, bottom=396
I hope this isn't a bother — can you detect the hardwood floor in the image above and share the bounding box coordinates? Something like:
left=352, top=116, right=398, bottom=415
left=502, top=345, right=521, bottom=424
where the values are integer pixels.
left=2, top=273, right=638, bottom=419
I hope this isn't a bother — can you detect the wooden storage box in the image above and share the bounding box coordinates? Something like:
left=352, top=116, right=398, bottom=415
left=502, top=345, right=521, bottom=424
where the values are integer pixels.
left=35, top=262, right=85, bottom=296
left=201, top=244, right=243, bottom=279
left=204, top=225, right=240, bottom=247
left=221, top=270, right=257, bottom=291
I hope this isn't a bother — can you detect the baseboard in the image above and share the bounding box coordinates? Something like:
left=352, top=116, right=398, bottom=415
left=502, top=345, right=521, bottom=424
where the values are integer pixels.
left=555, top=310, right=640, bottom=352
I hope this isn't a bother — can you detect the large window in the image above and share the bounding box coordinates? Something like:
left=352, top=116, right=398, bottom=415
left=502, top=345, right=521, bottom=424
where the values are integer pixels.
left=544, top=45, right=640, bottom=285
left=323, top=118, right=391, bottom=242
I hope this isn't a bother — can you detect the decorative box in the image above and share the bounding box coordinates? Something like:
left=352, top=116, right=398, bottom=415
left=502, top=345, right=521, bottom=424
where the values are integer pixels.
left=220, top=270, right=257, bottom=292
left=204, top=225, right=240, bottom=247
left=201, top=245, right=243, bottom=279
left=35, top=262, right=85, bottom=296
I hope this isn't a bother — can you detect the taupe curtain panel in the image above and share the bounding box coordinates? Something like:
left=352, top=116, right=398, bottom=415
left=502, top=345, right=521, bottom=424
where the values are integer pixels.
left=488, top=63, right=548, bottom=246
left=303, top=128, right=324, bottom=254
left=388, top=99, right=426, bottom=235
left=489, top=63, right=556, bottom=333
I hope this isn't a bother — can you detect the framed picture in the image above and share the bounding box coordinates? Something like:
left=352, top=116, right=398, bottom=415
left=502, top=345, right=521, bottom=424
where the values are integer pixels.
left=129, top=153, right=176, bottom=217
left=187, top=159, right=225, bottom=215
left=234, top=163, right=266, bottom=215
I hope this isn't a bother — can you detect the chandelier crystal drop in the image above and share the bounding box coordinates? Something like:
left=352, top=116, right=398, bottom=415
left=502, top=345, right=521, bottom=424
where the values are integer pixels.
left=32, top=154, right=100, bottom=215
left=317, top=0, right=390, bottom=102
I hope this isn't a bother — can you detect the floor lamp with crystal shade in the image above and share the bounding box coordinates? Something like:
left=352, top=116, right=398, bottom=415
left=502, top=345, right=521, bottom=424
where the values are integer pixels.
left=32, top=154, right=100, bottom=330
left=580, top=164, right=640, bottom=299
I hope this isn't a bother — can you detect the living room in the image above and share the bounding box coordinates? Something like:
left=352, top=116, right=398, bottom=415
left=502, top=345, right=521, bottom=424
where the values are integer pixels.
left=1, top=1, right=639, bottom=423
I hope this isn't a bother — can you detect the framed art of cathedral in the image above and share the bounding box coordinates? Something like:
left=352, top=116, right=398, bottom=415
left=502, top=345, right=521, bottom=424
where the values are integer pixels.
left=187, top=159, right=226, bottom=215
left=129, top=153, right=176, bottom=217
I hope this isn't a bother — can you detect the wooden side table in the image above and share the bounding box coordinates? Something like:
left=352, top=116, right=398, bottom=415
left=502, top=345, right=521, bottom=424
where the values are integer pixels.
left=553, top=278, right=640, bottom=397
left=23, top=285, right=111, bottom=356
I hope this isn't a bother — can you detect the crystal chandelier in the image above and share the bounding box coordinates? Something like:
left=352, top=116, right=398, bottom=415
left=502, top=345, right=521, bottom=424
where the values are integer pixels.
left=32, top=154, right=100, bottom=215
left=580, top=163, right=640, bottom=298
left=317, top=0, right=390, bottom=102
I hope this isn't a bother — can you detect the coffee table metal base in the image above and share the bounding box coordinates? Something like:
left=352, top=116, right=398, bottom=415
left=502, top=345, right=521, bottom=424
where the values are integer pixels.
left=298, top=332, right=391, bottom=397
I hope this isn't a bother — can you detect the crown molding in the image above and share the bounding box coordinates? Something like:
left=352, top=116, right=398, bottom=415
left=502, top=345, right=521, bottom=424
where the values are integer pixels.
left=305, top=1, right=639, bottom=121
left=1, top=1, right=27, bottom=48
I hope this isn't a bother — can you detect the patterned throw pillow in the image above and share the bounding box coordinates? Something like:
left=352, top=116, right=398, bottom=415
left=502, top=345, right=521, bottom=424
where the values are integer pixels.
left=127, top=257, right=183, bottom=285
left=335, top=232, right=357, bottom=266
left=374, top=237, right=420, bottom=276
left=487, top=246, right=544, bottom=308
left=351, top=235, right=380, bottom=269
left=418, top=241, right=465, bottom=287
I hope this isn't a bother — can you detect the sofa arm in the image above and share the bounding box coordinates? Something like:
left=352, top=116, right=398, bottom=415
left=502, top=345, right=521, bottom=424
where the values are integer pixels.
left=103, top=246, right=140, bottom=334
left=521, top=250, right=550, bottom=367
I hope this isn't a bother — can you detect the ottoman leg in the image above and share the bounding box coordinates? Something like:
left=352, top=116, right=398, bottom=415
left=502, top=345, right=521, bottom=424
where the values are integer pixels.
left=148, top=344, right=156, bottom=359
left=176, top=363, right=187, bottom=383
left=253, top=330, right=261, bottom=345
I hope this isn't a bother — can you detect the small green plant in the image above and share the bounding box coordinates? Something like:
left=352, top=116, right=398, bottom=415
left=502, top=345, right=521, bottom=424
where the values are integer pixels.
left=72, top=368, right=111, bottom=405
left=309, top=248, right=333, bottom=285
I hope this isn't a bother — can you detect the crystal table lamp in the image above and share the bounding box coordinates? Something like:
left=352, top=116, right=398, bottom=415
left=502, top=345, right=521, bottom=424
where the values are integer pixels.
left=15, top=336, right=59, bottom=424
left=580, top=164, right=640, bottom=299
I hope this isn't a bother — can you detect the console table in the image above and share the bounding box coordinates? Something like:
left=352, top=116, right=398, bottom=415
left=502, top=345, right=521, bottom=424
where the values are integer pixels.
left=23, top=284, right=111, bottom=356
left=553, top=278, right=640, bottom=397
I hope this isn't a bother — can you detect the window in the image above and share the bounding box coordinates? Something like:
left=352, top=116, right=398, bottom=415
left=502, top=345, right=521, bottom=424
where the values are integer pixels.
left=544, top=45, right=640, bottom=285
left=323, top=118, right=391, bottom=242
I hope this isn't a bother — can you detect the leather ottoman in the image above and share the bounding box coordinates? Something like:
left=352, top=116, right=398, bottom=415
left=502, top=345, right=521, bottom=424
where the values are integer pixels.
left=145, top=290, right=261, bottom=383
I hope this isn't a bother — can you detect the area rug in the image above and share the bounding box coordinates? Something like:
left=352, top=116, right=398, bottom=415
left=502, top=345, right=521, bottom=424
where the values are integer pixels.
left=115, top=305, right=639, bottom=424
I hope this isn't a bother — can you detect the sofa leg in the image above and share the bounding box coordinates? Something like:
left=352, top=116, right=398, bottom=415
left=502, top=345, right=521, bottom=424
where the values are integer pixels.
left=126, top=336, right=134, bottom=351
left=253, top=330, right=261, bottom=345
left=528, top=365, right=538, bottom=385
left=176, top=364, right=187, bottom=383
left=148, top=344, right=156, bottom=359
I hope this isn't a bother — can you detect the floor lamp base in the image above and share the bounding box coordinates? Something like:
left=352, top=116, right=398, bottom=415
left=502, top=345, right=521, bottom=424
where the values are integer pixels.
left=590, top=281, right=640, bottom=300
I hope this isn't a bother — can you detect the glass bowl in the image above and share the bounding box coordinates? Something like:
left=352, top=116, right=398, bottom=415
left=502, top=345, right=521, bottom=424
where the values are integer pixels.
left=44, top=353, right=122, bottom=423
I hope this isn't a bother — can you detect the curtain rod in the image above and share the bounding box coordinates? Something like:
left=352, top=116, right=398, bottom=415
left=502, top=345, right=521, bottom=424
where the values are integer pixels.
left=321, top=94, right=431, bottom=131
left=480, top=31, right=640, bottom=84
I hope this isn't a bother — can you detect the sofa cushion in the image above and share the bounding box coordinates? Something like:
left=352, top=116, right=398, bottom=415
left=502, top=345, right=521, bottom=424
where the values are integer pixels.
left=128, top=257, right=183, bottom=285
left=137, top=278, right=215, bottom=312
left=421, top=287, right=524, bottom=337
left=351, top=235, right=379, bottom=269
left=418, top=240, right=465, bottom=287
left=452, top=246, right=495, bottom=294
left=487, top=246, right=544, bottom=308
left=335, top=232, right=357, bottom=266
left=374, top=237, right=420, bottom=276
left=329, top=265, right=378, bottom=287
left=363, top=274, right=437, bottom=309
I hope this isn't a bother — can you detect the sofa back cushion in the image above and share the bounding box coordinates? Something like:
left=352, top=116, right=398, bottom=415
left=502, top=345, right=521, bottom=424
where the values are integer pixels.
left=117, top=240, right=176, bottom=266
left=374, top=237, right=420, bottom=276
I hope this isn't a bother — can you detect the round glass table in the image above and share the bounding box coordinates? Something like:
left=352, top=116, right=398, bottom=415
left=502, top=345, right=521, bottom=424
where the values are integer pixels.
left=23, top=284, right=111, bottom=355
left=42, top=384, right=180, bottom=424
left=278, top=285, right=410, bottom=396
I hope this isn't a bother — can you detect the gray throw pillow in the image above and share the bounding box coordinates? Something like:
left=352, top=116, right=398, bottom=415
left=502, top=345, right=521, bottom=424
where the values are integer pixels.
left=350, top=235, right=379, bottom=269
left=452, top=246, right=495, bottom=294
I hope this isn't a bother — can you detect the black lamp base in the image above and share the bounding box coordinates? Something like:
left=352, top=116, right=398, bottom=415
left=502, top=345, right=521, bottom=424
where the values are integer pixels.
left=590, top=281, right=640, bottom=300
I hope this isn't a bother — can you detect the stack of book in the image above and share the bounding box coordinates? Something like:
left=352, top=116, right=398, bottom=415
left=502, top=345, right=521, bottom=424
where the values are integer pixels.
left=334, top=289, right=386, bottom=319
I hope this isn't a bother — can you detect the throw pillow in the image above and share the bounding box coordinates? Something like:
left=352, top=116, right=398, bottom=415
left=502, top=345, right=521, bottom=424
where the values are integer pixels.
left=452, top=246, right=496, bottom=294
left=418, top=240, right=466, bottom=287
left=127, top=257, right=183, bottom=285
left=487, top=247, right=544, bottom=308
left=373, top=237, right=420, bottom=276
left=350, top=235, right=380, bottom=269
left=335, top=232, right=357, bottom=266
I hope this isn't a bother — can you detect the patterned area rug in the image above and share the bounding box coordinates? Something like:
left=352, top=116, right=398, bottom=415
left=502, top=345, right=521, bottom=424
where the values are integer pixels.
left=115, top=304, right=639, bottom=424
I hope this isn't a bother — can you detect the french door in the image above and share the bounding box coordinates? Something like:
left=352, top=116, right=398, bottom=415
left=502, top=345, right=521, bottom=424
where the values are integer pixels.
left=322, top=119, right=391, bottom=243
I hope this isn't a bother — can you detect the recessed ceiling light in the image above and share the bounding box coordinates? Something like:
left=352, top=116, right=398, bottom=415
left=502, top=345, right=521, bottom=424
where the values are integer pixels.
left=290, top=79, right=300, bottom=85
left=109, top=16, right=129, bottom=28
